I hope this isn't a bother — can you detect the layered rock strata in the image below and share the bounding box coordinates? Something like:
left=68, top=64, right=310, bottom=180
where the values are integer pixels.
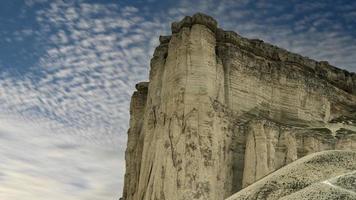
left=122, top=13, right=356, bottom=200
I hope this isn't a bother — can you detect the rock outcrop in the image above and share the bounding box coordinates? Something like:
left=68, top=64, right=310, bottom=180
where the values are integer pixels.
left=121, top=13, right=356, bottom=200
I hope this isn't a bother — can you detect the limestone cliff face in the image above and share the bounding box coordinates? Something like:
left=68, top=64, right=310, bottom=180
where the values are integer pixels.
left=122, top=13, right=356, bottom=200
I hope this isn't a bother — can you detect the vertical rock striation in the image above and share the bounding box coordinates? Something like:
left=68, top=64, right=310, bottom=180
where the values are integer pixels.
left=122, top=82, right=148, bottom=200
left=122, top=13, right=356, bottom=200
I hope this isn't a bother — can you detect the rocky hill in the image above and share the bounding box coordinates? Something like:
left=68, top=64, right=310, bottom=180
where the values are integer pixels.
left=121, top=13, right=356, bottom=200
left=227, top=150, right=356, bottom=200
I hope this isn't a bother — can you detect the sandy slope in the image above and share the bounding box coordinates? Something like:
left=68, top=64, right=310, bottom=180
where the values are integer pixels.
left=226, top=150, right=356, bottom=200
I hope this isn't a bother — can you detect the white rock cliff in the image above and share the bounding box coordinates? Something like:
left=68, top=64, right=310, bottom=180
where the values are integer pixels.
left=121, top=13, right=356, bottom=200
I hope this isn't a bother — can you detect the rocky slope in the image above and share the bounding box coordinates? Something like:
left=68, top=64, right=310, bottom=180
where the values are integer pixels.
left=227, top=150, right=356, bottom=200
left=121, top=13, right=356, bottom=200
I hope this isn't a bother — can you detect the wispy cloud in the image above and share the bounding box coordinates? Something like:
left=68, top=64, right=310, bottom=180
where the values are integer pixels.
left=0, top=115, right=123, bottom=200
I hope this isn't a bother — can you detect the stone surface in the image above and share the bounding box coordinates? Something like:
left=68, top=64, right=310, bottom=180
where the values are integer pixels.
left=121, top=13, right=356, bottom=200
left=227, top=151, right=356, bottom=200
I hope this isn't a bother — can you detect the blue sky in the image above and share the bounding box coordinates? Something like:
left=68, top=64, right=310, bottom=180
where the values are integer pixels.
left=0, top=0, right=355, bottom=199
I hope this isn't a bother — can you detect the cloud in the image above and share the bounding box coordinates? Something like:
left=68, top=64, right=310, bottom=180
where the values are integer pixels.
left=1, top=0, right=182, bottom=198
left=0, top=1, right=164, bottom=198
left=1, top=1, right=161, bottom=146
left=0, top=115, right=123, bottom=200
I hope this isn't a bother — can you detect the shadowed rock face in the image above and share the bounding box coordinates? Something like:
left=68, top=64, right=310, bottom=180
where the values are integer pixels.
left=121, top=13, right=356, bottom=200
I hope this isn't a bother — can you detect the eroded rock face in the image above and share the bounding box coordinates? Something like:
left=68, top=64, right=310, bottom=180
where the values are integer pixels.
left=121, top=13, right=356, bottom=200
left=122, top=82, right=148, bottom=200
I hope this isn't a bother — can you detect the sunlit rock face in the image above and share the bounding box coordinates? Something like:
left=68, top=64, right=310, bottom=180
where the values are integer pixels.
left=121, top=13, right=356, bottom=200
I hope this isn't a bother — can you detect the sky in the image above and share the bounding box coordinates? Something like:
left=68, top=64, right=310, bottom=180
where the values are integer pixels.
left=0, top=0, right=355, bottom=199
